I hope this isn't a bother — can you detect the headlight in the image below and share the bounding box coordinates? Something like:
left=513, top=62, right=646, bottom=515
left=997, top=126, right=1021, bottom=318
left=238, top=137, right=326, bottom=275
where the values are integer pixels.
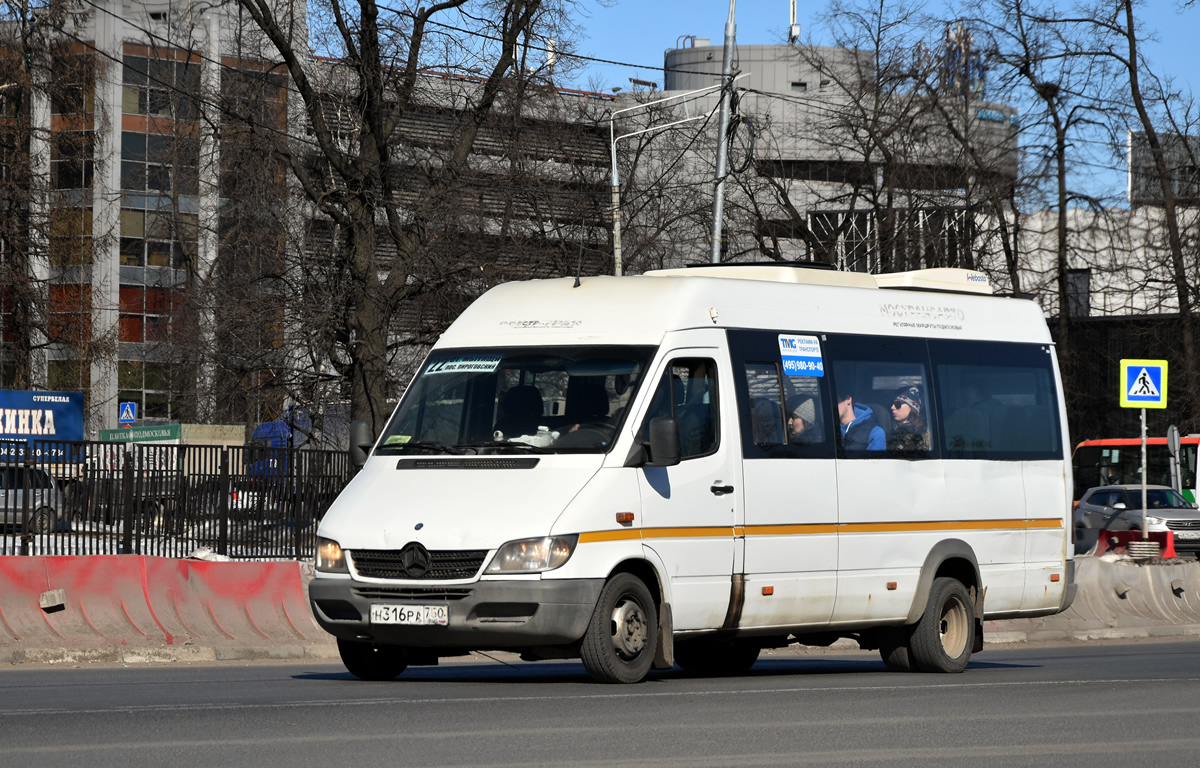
left=316, top=536, right=349, bottom=573
left=1144, top=516, right=1166, bottom=526
left=486, top=535, right=578, bottom=573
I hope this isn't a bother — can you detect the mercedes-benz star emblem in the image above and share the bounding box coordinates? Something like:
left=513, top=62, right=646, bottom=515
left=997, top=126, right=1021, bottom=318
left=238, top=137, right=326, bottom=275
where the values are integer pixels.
left=398, top=542, right=431, bottom=578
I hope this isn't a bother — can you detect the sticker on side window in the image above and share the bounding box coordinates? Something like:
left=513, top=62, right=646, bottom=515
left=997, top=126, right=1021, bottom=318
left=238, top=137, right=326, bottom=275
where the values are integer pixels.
left=425, top=355, right=503, bottom=374
left=778, top=334, right=824, bottom=377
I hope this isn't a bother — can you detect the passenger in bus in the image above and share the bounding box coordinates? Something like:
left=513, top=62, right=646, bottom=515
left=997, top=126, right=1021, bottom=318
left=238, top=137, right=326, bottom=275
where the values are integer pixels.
left=889, top=385, right=928, bottom=451
left=786, top=396, right=823, bottom=444
left=837, top=392, right=885, bottom=451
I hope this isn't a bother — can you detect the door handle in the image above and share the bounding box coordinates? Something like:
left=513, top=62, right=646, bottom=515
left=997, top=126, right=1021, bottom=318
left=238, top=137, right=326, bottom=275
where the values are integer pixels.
left=710, top=483, right=734, bottom=496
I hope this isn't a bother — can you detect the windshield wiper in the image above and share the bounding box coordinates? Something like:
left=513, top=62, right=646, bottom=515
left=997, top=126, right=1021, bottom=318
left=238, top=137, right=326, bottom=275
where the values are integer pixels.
left=460, top=441, right=550, bottom=454
left=387, top=441, right=466, bottom=455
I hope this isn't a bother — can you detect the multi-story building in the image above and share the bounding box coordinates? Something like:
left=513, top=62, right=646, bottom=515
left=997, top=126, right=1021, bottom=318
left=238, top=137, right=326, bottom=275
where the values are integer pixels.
left=0, top=0, right=304, bottom=434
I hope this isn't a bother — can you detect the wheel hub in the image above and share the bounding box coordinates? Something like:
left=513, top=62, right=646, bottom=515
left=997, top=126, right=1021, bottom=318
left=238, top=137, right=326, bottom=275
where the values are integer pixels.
left=938, top=595, right=969, bottom=657
left=610, top=597, right=647, bottom=659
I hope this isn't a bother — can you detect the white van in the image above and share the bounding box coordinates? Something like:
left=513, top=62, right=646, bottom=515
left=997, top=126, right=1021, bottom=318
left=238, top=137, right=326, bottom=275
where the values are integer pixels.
left=309, top=264, right=1076, bottom=683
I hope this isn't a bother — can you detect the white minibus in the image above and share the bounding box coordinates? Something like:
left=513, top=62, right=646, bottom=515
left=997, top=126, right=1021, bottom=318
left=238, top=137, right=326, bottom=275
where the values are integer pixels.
left=310, top=264, right=1076, bottom=683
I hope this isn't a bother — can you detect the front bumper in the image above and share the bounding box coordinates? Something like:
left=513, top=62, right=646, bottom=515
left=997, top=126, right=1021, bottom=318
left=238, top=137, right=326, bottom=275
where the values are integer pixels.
left=309, top=575, right=605, bottom=650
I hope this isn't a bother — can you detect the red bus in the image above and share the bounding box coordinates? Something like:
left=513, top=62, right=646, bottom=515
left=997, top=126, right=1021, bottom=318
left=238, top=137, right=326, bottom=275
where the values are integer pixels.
left=1071, top=436, right=1200, bottom=502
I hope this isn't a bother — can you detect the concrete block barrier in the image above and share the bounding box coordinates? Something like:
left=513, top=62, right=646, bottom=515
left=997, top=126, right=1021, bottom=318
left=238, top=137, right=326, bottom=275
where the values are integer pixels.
left=0, top=555, right=332, bottom=661
left=986, top=555, right=1200, bottom=642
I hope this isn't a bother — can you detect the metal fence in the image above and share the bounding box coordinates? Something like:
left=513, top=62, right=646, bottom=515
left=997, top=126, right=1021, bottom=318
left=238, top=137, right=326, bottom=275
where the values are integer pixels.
left=1, top=440, right=351, bottom=559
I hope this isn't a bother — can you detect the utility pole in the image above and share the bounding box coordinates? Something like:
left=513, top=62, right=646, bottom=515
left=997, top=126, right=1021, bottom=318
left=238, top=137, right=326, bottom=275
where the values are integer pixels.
left=708, top=0, right=736, bottom=264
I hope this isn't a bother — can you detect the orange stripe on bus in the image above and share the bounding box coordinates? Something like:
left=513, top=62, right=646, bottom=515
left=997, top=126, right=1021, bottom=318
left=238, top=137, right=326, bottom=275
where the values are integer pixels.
left=578, top=518, right=1062, bottom=543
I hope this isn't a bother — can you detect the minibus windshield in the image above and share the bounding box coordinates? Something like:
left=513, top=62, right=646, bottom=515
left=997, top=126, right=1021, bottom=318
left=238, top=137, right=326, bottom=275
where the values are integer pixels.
left=375, top=345, right=656, bottom=456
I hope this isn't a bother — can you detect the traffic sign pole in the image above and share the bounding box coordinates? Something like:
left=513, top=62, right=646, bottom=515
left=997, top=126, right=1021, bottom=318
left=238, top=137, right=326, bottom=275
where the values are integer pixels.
left=1119, top=359, right=1168, bottom=554
left=1141, top=408, right=1148, bottom=541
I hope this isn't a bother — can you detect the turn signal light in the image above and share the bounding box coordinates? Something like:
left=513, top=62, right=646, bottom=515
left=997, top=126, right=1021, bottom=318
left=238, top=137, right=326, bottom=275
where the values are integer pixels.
left=615, top=512, right=635, bottom=524
left=886, top=582, right=897, bottom=590
left=761, top=586, right=774, bottom=596
left=1050, top=573, right=1061, bottom=582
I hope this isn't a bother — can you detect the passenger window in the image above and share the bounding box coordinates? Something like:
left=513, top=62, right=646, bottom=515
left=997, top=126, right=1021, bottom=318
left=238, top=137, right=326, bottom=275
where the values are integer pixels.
left=930, top=340, right=1062, bottom=460
left=826, top=335, right=933, bottom=458
left=639, top=358, right=718, bottom=460
left=729, top=330, right=834, bottom=459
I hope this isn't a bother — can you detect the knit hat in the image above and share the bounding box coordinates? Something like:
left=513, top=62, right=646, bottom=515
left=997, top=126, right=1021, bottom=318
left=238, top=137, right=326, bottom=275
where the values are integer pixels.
left=788, top=396, right=816, bottom=425
left=893, top=386, right=923, bottom=414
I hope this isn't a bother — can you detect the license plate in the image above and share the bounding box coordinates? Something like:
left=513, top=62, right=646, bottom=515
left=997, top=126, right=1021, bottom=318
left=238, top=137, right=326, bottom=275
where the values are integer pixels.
left=370, top=604, right=448, bottom=625
left=1173, top=530, right=1200, bottom=540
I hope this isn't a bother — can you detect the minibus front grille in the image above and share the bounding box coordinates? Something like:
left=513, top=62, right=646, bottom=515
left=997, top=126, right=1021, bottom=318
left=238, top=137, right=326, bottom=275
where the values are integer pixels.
left=352, top=549, right=488, bottom=580
left=354, top=587, right=474, bottom=601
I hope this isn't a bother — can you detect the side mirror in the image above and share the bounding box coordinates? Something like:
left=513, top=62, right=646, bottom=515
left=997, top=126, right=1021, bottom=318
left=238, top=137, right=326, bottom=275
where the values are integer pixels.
left=1113, top=502, right=1126, bottom=510
left=646, top=416, right=681, bottom=467
left=349, top=420, right=374, bottom=469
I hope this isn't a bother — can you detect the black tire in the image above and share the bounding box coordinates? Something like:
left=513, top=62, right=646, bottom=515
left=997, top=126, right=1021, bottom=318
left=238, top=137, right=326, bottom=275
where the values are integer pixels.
left=337, top=638, right=410, bottom=681
left=27, top=507, right=56, bottom=535
left=908, top=577, right=975, bottom=673
left=580, top=573, right=657, bottom=684
left=877, top=627, right=916, bottom=672
left=674, top=639, right=761, bottom=676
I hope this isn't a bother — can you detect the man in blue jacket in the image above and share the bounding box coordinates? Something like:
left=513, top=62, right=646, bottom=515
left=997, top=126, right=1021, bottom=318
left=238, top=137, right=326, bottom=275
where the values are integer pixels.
left=837, top=392, right=886, bottom=451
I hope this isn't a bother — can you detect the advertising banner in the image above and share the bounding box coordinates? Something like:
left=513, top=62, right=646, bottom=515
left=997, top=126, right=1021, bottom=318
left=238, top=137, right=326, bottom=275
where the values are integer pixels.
left=0, top=390, right=85, bottom=461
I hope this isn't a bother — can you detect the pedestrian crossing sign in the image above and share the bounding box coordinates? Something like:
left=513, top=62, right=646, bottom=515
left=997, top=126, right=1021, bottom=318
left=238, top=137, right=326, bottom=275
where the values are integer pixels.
left=1119, top=359, right=1167, bottom=409
left=118, top=401, right=137, bottom=423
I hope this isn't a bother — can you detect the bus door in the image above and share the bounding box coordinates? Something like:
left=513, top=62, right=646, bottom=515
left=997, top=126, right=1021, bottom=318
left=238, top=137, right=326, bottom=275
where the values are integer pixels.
left=635, top=348, right=743, bottom=632
left=729, top=329, right=838, bottom=629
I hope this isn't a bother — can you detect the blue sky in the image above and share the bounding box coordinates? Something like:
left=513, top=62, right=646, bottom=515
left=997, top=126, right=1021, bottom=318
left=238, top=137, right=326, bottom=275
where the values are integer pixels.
left=566, top=1, right=1199, bottom=200
left=570, top=2, right=1199, bottom=95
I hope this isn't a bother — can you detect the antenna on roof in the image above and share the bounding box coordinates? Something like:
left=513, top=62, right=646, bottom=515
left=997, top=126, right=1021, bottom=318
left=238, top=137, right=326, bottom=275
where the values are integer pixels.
left=789, top=0, right=801, bottom=44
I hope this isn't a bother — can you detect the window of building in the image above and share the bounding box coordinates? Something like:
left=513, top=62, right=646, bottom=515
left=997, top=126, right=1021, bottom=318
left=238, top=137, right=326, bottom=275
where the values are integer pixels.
left=49, top=208, right=93, bottom=267
left=122, top=54, right=199, bottom=120
left=1067, top=268, right=1091, bottom=317
left=118, top=361, right=174, bottom=419
left=48, top=360, right=89, bottom=392
left=119, top=286, right=178, bottom=343
left=48, top=284, right=92, bottom=345
left=51, top=131, right=94, bottom=190
left=791, top=81, right=807, bottom=92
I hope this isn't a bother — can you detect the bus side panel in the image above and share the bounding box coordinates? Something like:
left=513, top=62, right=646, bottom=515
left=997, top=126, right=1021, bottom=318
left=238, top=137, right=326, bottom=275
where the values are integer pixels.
left=1021, top=460, right=1070, bottom=611
left=832, top=458, right=1030, bottom=623
left=944, top=459, right=1029, bottom=614
left=831, top=460, right=942, bottom=623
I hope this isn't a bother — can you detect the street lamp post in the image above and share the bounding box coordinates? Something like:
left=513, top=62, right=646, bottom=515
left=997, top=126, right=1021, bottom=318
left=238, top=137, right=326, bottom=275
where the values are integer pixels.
left=608, top=84, right=726, bottom=275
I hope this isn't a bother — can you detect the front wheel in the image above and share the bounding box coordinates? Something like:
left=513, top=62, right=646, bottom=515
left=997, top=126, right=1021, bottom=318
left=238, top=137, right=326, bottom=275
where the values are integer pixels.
left=580, top=573, right=658, bottom=684
left=908, top=577, right=975, bottom=673
left=27, top=507, right=57, bottom=535
left=337, top=638, right=409, bottom=681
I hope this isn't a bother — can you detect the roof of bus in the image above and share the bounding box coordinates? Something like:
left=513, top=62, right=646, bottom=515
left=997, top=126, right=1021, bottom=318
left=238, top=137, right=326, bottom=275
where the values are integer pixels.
left=436, top=270, right=1053, bottom=349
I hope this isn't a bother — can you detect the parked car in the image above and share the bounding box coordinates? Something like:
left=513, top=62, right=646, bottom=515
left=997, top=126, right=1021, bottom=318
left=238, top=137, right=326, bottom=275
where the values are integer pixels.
left=0, top=462, right=63, bottom=534
left=1075, top=484, right=1200, bottom=556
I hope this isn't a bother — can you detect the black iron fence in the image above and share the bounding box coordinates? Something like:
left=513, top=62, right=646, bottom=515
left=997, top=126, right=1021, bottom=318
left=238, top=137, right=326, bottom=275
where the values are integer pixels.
left=0, top=440, right=351, bottom=559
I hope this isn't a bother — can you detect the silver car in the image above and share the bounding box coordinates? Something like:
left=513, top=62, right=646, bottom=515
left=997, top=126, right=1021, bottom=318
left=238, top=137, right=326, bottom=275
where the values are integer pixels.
left=1075, top=484, right=1200, bottom=555
left=0, top=462, right=62, bottom=533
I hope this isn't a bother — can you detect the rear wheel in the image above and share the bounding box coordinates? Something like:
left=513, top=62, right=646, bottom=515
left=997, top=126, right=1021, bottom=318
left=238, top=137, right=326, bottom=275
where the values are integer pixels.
left=580, top=573, right=657, bottom=684
left=337, top=639, right=409, bottom=681
left=908, top=577, right=975, bottom=673
left=877, top=627, right=915, bottom=672
left=674, top=639, right=761, bottom=676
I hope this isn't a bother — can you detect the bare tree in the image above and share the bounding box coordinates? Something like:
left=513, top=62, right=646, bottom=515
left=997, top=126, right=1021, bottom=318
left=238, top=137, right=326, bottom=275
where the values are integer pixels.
left=227, top=0, right=597, bottom=434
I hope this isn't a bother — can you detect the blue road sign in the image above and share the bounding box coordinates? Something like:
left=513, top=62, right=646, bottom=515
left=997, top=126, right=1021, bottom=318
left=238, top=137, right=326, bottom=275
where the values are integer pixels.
left=1120, top=359, right=1167, bottom=409
left=119, top=401, right=138, bottom=423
